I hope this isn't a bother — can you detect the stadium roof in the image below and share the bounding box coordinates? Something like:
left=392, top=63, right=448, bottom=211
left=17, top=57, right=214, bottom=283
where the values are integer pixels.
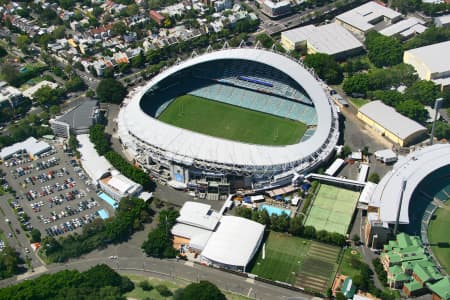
left=119, top=48, right=335, bottom=167
left=56, top=100, right=98, bottom=131
left=336, top=1, right=402, bottom=33
left=404, top=41, right=450, bottom=76
left=369, top=144, right=450, bottom=224
left=76, top=134, right=113, bottom=182
left=359, top=100, right=427, bottom=140
left=282, top=23, right=363, bottom=56
left=201, top=216, right=265, bottom=268
left=176, top=202, right=221, bottom=231
left=426, top=277, right=450, bottom=300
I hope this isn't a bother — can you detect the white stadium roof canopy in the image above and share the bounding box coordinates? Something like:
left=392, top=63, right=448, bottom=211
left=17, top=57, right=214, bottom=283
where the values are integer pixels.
left=118, top=48, right=335, bottom=168
left=369, top=144, right=450, bottom=224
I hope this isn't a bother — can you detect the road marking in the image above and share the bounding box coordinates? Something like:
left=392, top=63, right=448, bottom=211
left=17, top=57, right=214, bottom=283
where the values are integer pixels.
left=184, top=261, right=194, bottom=267
left=246, top=278, right=255, bottom=284
left=247, top=287, right=253, bottom=297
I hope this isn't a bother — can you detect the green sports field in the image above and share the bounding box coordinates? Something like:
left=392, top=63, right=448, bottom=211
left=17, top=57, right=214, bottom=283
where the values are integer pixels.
left=304, top=184, right=360, bottom=235
left=428, top=206, right=450, bottom=274
left=157, top=95, right=307, bottom=146
left=250, top=231, right=341, bottom=293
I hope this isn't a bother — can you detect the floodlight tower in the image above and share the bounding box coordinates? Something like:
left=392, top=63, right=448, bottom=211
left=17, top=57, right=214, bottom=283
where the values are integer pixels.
left=430, top=98, right=443, bottom=145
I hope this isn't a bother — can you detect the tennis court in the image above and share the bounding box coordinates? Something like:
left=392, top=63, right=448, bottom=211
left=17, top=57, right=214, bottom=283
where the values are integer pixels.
left=304, top=184, right=360, bottom=235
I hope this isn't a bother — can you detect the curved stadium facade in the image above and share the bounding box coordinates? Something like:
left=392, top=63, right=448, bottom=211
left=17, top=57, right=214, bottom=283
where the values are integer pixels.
left=117, top=48, right=339, bottom=192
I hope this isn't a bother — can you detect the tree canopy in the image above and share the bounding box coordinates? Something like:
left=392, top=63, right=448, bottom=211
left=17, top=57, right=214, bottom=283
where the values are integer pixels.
left=365, top=31, right=403, bottom=67
left=404, top=80, right=441, bottom=106
left=395, top=99, right=428, bottom=123
left=304, top=53, right=343, bottom=84
left=0, top=264, right=134, bottom=300
left=142, top=209, right=179, bottom=258
left=174, top=281, right=226, bottom=300
left=96, top=78, right=127, bottom=104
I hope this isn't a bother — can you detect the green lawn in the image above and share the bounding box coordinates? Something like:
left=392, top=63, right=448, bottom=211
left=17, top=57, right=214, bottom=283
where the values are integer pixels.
left=349, top=98, right=370, bottom=108
left=250, top=232, right=310, bottom=283
left=124, top=274, right=250, bottom=300
left=250, top=231, right=341, bottom=293
left=428, top=207, right=450, bottom=274
left=338, top=247, right=363, bottom=278
left=158, top=95, right=307, bottom=146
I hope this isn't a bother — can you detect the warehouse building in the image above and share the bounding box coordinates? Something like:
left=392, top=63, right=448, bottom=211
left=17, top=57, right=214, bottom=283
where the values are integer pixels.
left=434, top=14, right=450, bottom=27
left=404, top=41, right=450, bottom=90
left=335, top=1, right=402, bottom=38
left=0, top=137, right=51, bottom=160
left=379, top=17, right=427, bottom=40
left=357, top=100, right=427, bottom=147
left=280, top=23, right=364, bottom=59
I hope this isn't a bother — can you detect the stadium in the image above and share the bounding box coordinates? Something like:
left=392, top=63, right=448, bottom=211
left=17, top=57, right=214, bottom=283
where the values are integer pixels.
left=117, top=48, right=339, bottom=193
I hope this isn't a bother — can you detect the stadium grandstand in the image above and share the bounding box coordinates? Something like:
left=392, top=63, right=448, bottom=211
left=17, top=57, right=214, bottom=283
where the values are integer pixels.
left=117, top=48, right=339, bottom=194
left=363, top=144, right=450, bottom=249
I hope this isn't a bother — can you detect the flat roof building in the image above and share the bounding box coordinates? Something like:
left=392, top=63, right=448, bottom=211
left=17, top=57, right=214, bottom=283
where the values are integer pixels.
left=201, top=215, right=265, bottom=271
left=281, top=23, right=364, bottom=59
left=76, top=134, right=114, bottom=183
left=0, top=137, right=51, bottom=160
left=261, top=0, right=291, bottom=18
left=404, top=41, right=450, bottom=89
left=379, top=17, right=427, bottom=39
left=0, top=82, right=23, bottom=108
left=434, top=14, right=450, bottom=27
left=335, top=1, right=402, bottom=38
left=100, top=172, right=143, bottom=201
left=357, top=100, right=427, bottom=147
left=176, top=202, right=221, bottom=231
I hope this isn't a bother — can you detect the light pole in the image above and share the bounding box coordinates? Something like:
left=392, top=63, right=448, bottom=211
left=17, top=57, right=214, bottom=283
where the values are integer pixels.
left=430, top=98, right=443, bottom=145
left=371, top=234, right=378, bottom=251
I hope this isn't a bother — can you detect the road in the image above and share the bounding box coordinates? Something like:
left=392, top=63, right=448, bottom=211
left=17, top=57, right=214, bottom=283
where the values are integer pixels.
left=0, top=219, right=314, bottom=300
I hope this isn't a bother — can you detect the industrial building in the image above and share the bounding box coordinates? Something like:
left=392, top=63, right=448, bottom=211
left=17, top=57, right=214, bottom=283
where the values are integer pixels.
left=335, top=1, right=402, bottom=38
left=0, top=137, right=51, bottom=160
left=404, top=41, right=450, bottom=90
left=0, top=81, right=23, bottom=108
left=434, top=14, right=450, bottom=27
left=171, top=201, right=265, bottom=272
left=280, top=23, right=364, bottom=59
left=50, top=100, right=101, bottom=137
left=379, top=17, right=427, bottom=40
left=357, top=100, right=427, bottom=147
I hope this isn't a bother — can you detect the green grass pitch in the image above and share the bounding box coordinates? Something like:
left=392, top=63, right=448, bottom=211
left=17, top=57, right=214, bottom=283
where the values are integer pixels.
left=428, top=207, right=450, bottom=274
left=250, top=231, right=340, bottom=292
left=157, top=95, right=307, bottom=146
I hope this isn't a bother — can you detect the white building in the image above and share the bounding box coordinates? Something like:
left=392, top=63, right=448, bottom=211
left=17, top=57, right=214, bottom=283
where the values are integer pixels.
left=201, top=215, right=265, bottom=272
left=100, top=172, right=143, bottom=201
left=261, top=0, right=291, bottom=18
left=281, top=23, right=364, bottom=59
left=434, top=14, right=450, bottom=27
left=404, top=41, right=450, bottom=89
left=335, top=1, right=402, bottom=38
left=0, top=137, right=51, bottom=160
left=379, top=17, right=427, bottom=40
left=0, top=82, right=23, bottom=108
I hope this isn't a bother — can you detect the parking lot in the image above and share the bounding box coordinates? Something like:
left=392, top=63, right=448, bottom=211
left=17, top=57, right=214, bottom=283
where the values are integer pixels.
left=1, top=139, right=115, bottom=240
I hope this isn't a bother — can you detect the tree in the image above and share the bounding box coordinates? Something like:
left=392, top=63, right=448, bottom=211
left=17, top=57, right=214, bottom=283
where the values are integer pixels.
left=341, top=145, right=352, bottom=159
left=368, top=90, right=405, bottom=106
left=395, top=99, right=428, bottom=123
left=30, top=228, right=41, bottom=242
left=139, top=280, right=153, bottom=291
left=404, top=80, right=441, bottom=106
left=303, top=226, right=316, bottom=238
left=0, top=46, right=7, bottom=58
left=111, top=22, right=128, bottom=36
left=365, top=31, right=403, bottom=67
left=368, top=172, right=380, bottom=184
left=342, top=74, right=370, bottom=96
left=431, top=121, right=450, bottom=140
left=288, top=215, right=304, bottom=236
left=16, top=35, right=30, bottom=53
left=255, top=33, right=274, bottom=48
left=304, top=53, right=343, bottom=84
left=352, top=234, right=360, bottom=244
left=336, top=292, right=346, bottom=300
left=1, top=64, right=19, bottom=86
left=175, top=281, right=226, bottom=300
left=32, top=86, right=61, bottom=107
left=155, top=284, right=172, bottom=297
left=96, top=78, right=127, bottom=104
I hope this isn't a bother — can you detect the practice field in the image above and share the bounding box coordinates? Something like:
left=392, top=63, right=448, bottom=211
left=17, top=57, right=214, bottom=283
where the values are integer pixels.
left=304, top=184, right=360, bottom=235
left=158, top=95, right=307, bottom=146
left=428, top=206, right=450, bottom=274
left=250, top=231, right=341, bottom=293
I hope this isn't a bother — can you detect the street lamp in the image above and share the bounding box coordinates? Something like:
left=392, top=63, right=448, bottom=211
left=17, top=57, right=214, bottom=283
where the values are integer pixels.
left=371, top=234, right=378, bottom=251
